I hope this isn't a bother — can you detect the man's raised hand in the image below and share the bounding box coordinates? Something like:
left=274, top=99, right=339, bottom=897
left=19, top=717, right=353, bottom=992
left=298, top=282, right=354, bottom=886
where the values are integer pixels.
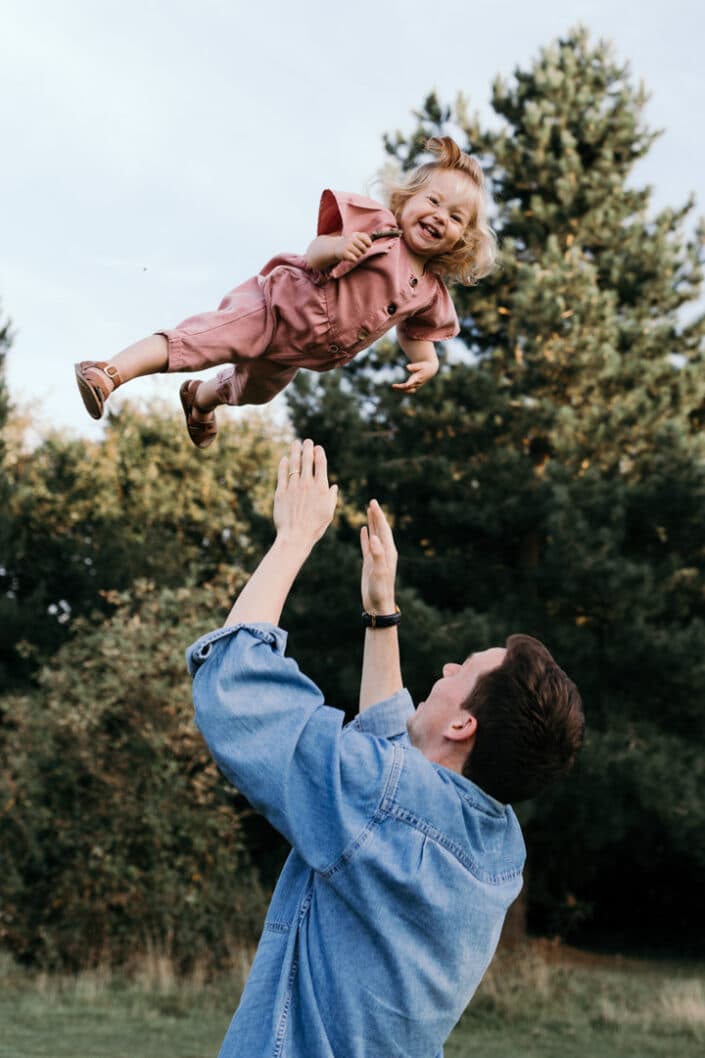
left=274, top=439, right=338, bottom=552
left=360, top=499, right=398, bottom=615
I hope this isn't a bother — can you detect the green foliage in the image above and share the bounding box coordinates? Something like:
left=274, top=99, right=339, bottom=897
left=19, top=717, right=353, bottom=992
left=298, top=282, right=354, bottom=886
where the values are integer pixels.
left=1, top=404, right=286, bottom=686
left=0, top=306, right=13, bottom=669
left=0, top=576, right=268, bottom=970
left=0, top=304, right=9, bottom=439
left=288, top=27, right=705, bottom=943
left=1, top=406, right=289, bottom=968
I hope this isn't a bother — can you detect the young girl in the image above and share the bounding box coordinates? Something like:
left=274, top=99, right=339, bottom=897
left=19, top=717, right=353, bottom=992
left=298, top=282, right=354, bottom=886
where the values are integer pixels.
left=75, top=137, right=496, bottom=448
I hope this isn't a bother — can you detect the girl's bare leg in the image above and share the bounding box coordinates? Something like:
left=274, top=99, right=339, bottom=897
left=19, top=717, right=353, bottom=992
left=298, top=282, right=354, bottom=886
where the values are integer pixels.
left=189, top=375, right=222, bottom=420
left=76, top=334, right=170, bottom=420
left=107, top=334, right=169, bottom=387
left=116, top=338, right=222, bottom=423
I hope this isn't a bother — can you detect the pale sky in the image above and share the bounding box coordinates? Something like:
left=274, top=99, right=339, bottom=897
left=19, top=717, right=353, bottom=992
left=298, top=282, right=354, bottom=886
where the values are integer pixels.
left=2, top=0, right=703, bottom=439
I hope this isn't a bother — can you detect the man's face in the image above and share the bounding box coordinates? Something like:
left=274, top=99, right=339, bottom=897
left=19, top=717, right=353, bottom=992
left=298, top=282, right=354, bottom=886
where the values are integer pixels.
left=407, top=648, right=506, bottom=766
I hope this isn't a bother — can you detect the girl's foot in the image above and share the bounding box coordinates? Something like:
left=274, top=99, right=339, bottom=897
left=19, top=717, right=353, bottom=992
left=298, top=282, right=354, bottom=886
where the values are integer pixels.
left=179, top=381, right=218, bottom=449
left=74, top=361, right=123, bottom=420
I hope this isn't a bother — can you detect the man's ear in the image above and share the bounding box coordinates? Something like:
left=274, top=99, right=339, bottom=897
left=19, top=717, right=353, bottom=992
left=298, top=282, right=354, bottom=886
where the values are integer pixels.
left=446, top=712, right=477, bottom=743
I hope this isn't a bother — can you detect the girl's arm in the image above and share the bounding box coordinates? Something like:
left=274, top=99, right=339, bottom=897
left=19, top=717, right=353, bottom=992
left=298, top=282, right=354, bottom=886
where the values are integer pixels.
left=394, top=332, right=440, bottom=393
left=306, top=231, right=373, bottom=271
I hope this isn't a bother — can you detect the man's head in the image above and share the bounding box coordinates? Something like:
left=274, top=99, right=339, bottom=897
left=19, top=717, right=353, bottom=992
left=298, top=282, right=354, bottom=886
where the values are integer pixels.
left=407, top=635, right=584, bottom=803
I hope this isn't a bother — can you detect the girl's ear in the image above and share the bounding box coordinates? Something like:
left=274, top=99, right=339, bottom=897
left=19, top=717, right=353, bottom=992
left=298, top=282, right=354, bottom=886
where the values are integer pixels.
left=446, top=713, right=477, bottom=743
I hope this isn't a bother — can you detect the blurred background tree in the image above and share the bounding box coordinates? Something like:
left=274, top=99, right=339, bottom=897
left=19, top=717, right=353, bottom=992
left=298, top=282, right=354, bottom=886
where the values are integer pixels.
left=0, top=306, right=15, bottom=689
left=0, top=574, right=270, bottom=970
left=0, top=404, right=283, bottom=688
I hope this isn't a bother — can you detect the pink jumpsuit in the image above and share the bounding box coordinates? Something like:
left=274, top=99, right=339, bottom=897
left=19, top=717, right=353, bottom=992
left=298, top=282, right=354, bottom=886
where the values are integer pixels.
left=160, top=190, right=460, bottom=407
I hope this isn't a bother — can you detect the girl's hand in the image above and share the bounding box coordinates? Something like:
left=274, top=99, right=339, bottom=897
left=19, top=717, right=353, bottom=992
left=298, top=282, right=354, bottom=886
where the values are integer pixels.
left=336, top=231, right=373, bottom=263
left=391, top=358, right=439, bottom=393
left=274, top=439, right=338, bottom=553
left=360, top=500, right=398, bottom=615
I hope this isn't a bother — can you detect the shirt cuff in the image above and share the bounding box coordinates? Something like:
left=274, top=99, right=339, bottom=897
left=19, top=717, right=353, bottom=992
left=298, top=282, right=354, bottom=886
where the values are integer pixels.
left=346, top=689, right=415, bottom=739
left=185, top=622, right=288, bottom=677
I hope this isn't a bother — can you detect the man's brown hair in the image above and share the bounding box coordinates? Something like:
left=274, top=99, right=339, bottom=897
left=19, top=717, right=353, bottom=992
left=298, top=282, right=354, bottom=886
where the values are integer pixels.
left=462, top=634, right=584, bottom=804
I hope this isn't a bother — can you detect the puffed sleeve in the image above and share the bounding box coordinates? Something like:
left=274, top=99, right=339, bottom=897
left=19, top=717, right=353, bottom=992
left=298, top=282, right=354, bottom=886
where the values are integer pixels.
left=316, top=190, right=402, bottom=282
left=397, top=279, right=461, bottom=342
left=317, top=189, right=396, bottom=238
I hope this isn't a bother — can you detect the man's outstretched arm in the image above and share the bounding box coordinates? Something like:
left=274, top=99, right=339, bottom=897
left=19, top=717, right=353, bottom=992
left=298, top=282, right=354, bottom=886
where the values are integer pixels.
left=189, top=440, right=399, bottom=873
left=225, top=438, right=338, bottom=627
left=358, top=500, right=403, bottom=713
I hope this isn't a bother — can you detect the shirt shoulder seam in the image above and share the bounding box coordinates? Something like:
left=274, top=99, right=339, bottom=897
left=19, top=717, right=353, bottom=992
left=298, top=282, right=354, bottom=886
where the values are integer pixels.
left=319, top=742, right=404, bottom=879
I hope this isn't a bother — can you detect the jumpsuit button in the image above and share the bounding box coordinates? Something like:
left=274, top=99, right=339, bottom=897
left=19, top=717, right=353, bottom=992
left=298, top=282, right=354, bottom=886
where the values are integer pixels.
left=357, top=327, right=370, bottom=341
left=410, top=277, right=418, bottom=287
left=328, top=343, right=340, bottom=353
left=387, top=303, right=397, bottom=314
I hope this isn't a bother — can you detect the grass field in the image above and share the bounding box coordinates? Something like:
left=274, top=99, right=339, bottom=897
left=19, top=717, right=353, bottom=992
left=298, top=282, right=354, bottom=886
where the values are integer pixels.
left=1, top=941, right=703, bottom=1058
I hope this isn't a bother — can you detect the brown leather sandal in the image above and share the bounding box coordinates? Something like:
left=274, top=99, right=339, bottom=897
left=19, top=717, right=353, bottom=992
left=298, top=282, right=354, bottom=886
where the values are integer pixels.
left=74, top=361, right=123, bottom=420
left=180, top=381, right=218, bottom=449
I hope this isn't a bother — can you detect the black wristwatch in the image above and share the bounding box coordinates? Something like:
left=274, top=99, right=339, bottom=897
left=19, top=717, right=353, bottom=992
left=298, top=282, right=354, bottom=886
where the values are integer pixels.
left=361, top=606, right=401, bottom=629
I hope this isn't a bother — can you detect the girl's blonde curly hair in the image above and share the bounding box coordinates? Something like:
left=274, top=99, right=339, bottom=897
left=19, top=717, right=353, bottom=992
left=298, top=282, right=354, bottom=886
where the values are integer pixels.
left=385, top=136, right=496, bottom=286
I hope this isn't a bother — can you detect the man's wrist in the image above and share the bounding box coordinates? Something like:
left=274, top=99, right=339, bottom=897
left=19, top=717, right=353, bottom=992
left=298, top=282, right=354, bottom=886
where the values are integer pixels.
left=362, top=597, right=396, bottom=615
left=272, top=532, right=314, bottom=568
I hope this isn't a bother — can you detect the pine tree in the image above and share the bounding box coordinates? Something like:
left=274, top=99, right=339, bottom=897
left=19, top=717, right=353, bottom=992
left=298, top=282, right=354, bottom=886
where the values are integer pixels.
left=288, top=27, right=705, bottom=945
left=0, top=305, right=14, bottom=689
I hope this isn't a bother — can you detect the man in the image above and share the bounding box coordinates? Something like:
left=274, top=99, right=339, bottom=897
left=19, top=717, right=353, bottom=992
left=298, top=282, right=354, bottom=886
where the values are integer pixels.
left=187, top=439, right=584, bottom=1058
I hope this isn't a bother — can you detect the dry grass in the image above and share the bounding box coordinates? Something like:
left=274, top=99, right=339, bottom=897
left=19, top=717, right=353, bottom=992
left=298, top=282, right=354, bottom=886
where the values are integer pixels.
left=467, top=940, right=705, bottom=1041
left=2, top=939, right=705, bottom=1058
left=595, top=975, right=705, bottom=1040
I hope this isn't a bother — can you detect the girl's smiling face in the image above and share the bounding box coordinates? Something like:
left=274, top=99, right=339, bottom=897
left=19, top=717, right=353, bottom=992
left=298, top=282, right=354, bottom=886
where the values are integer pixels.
left=399, top=169, right=476, bottom=263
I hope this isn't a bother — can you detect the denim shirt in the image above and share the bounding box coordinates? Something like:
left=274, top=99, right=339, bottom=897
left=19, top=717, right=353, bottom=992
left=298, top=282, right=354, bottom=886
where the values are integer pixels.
left=187, top=623, right=525, bottom=1058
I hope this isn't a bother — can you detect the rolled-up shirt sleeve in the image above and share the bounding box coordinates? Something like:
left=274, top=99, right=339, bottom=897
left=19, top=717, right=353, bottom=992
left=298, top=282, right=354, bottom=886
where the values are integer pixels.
left=187, top=624, right=410, bottom=872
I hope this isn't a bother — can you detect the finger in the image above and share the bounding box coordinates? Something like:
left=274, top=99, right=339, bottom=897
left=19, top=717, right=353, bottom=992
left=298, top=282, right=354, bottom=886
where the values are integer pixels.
left=368, top=533, right=390, bottom=575
left=360, top=525, right=370, bottom=560
left=368, top=499, right=382, bottom=537
left=369, top=532, right=384, bottom=557
left=328, top=483, right=339, bottom=514
left=368, top=499, right=385, bottom=537
left=277, top=455, right=289, bottom=490
left=300, top=437, right=314, bottom=479
left=371, top=502, right=396, bottom=558
left=289, top=439, right=302, bottom=475
left=313, top=444, right=328, bottom=486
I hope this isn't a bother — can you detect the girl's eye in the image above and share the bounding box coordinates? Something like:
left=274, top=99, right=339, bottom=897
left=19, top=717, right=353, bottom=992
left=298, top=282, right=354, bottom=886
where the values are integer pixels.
left=428, top=196, right=439, bottom=204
